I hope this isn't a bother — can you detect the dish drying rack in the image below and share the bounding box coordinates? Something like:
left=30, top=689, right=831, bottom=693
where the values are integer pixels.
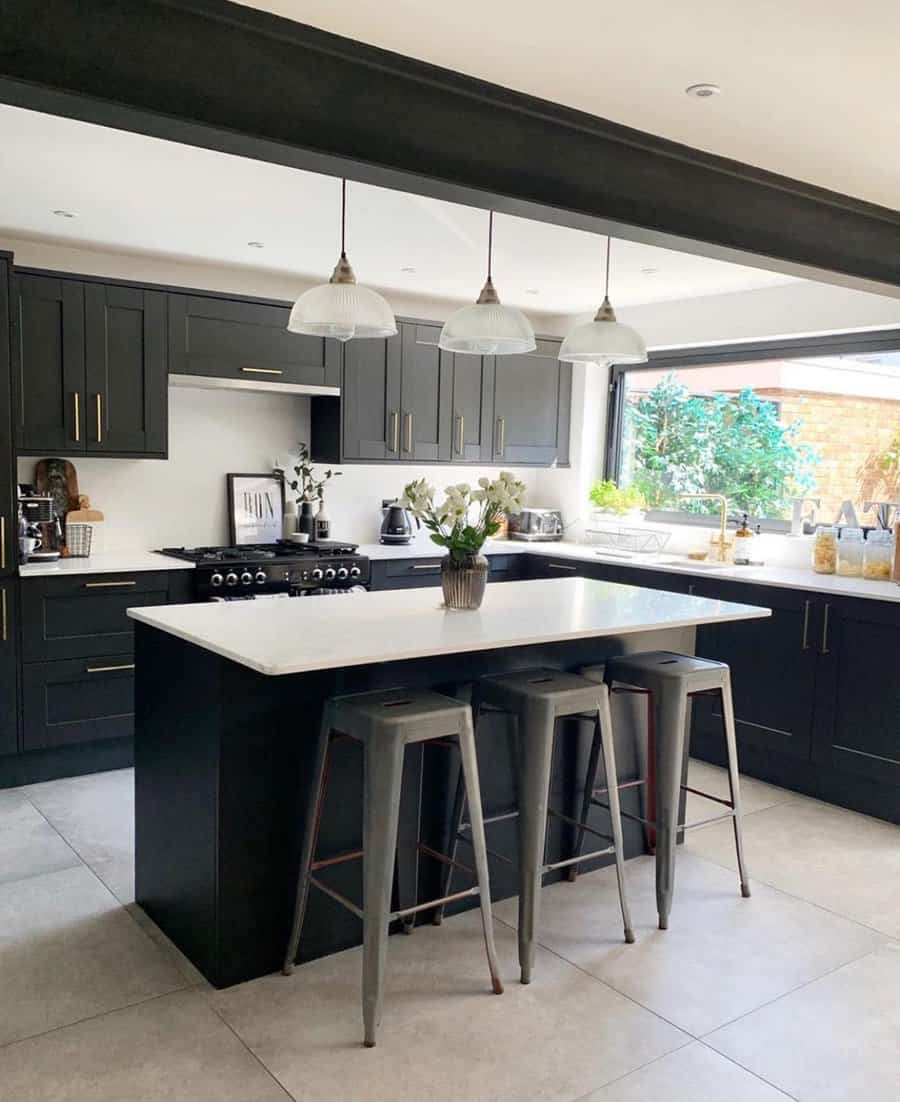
left=584, top=521, right=671, bottom=555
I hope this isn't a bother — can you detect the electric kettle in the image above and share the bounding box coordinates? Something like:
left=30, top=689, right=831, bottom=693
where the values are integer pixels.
left=380, top=499, right=420, bottom=545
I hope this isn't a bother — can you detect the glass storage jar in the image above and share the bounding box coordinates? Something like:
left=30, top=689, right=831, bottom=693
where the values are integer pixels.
left=863, top=529, right=893, bottom=580
left=812, top=525, right=837, bottom=574
left=837, top=527, right=864, bottom=576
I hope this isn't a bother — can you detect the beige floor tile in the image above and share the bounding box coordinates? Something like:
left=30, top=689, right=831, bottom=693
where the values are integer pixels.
left=685, top=759, right=797, bottom=828
left=494, top=852, right=885, bottom=1036
left=211, top=910, right=686, bottom=1102
left=0, top=790, right=81, bottom=886
left=0, top=865, right=187, bottom=1045
left=582, top=1041, right=789, bottom=1100
left=0, top=989, right=289, bottom=1101
left=686, top=797, right=900, bottom=937
left=708, top=942, right=900, bottom=1102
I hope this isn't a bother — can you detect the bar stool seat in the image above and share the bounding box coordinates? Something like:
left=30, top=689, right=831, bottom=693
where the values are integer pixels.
left=283, top=687, right=503, bottom=1048
left=577, top=652, right=751, bottom=930
left=439, top=668, right=634, bottom=986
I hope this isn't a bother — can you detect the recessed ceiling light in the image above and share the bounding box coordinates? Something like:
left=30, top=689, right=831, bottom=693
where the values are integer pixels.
left=640, top=267, right=660, bottom=275
left=400, top=266, right=416, bottom=273
left=685, top=83, right=721, bottom=99
left=52, top=209, right=76, bottom=218
left=247, top=241, right=265, bottom=248
left=525, top=288, right=540, bottom=295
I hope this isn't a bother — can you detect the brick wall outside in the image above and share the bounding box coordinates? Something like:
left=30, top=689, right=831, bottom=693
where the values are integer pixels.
left=758, top=389, right=900, bottom=522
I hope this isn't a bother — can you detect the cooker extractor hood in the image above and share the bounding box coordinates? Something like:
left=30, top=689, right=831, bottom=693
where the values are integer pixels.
left=168, top=373, right=340, bottom=398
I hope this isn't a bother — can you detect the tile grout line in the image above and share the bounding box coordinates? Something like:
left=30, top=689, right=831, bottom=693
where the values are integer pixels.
left=694, top=1039, right=801, bottom=1101
left=563, top=1039, right=696, bottom=1102
left=203, top=999, right=297, bottom=1101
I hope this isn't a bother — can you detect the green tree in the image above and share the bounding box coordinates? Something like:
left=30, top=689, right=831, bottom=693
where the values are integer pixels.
left=621, top=374, right=818, bottom=517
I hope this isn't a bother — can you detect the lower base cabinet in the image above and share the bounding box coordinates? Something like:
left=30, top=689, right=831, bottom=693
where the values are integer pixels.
left=0, top=582, right=17, bottom=757
left=22, top=655, right=135, bottom=750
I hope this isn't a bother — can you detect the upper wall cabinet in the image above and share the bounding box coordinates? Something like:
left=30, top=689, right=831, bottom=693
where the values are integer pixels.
left=14, top=274, right=168, bottom=458
left=492, top=339, right=571, bottom=466
left=167, top=293, right=341, bottom=388
left=0, top=256, right=15, bottom=578
left=311, top=322, right=570, bottom=468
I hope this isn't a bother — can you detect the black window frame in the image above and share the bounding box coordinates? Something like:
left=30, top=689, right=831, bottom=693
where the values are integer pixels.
left=604, top=327, right=900, bottom=531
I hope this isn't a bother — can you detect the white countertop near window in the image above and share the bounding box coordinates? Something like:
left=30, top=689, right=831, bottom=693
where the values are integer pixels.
left=18, top=551, right=195, bottom=578
left=360, top=539, right=900, bottom=604
left=128, top=575, right=769, bottom=676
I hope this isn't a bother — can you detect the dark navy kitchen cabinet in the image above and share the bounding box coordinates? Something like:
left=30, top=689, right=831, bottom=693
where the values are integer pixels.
left=398, top=323, right=452, bottom=462
left=0, top=581, right=17, bottom=757
left=491, top=340, right=571, bottom=466
left=336, top=329, right=402, bottom=460
left=22, top=654, right=137, bottom=750
left=0, top=255, right=16, bottom=579
left=167, top=293, right=341, bottom=389
left=15, top=272, right=168, bottom=458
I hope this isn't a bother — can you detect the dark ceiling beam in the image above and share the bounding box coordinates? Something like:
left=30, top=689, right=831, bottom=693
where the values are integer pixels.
left=3, top=0, right=900, bottom=296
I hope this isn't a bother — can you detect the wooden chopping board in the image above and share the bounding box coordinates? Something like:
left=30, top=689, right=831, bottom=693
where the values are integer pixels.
left=66, top=495, right=104, bottom=523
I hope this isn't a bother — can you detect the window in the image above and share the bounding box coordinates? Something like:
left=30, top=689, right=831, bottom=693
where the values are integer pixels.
left=607, top=336, right=900, bottom=528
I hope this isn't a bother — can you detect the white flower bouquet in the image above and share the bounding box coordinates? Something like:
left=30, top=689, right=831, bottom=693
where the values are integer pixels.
left=399, top=472, right=527, bottom=562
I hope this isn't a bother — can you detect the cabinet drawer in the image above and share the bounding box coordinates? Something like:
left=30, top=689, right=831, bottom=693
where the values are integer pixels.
left=22, top=655, right=136, bottom=750
left=383, top=557, right=444, bottom=582
left=21, top=572, right=171, bottom=662
left=168, top=294, right=341, bottom=388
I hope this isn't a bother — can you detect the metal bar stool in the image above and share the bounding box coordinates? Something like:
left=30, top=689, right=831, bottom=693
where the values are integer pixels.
left=437, top=668, right=634, bottom=986
left=575, top=653, right=751, bottom=931
left=283, top=687, right=503, bottom=1048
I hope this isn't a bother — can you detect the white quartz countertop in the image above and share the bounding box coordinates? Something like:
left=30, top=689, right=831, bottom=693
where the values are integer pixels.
left=359, top=540, right=900, bottom=605
left=19, top=551, right=195, bottom=578
left=128, top=575, right=770, bottom=676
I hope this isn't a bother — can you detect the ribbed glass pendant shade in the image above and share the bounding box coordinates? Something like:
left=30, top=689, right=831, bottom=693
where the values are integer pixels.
left=558, top=296, right=647, bottom=364
left=559, top=237, right=647, bottom=365
left=287, top=180, right=397, bottom=342
left=439, top=213, right=536, bottom=356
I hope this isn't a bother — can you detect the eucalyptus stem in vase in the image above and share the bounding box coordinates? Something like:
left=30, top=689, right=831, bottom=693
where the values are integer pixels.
left=399, top=472, right=527, bottom=608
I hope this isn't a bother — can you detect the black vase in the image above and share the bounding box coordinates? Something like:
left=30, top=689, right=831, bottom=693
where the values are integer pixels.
left=298, top=501, right=316, bottom=537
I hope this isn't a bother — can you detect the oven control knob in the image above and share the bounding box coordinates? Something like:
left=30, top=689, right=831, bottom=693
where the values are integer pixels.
left=240, top=571, right=253, bottom=586
left=336, top=566, right=349, bottom=580
left=324, top=567, right=337, bottom=581
left=311, top=568, right=324, bottom=581
left=225, top=572, right=238, bottom=587
left=349, top=566, right=361, bottom=579
left=255, top=570, right=267, bottom=585
left=210, top=572, right=224, bottom=588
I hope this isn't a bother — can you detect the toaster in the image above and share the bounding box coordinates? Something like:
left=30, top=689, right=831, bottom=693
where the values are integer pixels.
left=507, top=508, right=564, bottom=541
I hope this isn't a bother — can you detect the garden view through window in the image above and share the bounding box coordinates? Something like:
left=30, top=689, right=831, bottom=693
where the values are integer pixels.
left=615, top=350, right=900, bottom=526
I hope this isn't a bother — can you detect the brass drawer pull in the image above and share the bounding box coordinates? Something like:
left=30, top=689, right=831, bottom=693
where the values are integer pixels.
left=801, top=599, right=811, bottom=650
left=1, top=588, right=6, bottom=642
left=0, top=515, right=5, bottom=571
left=388, top=410, right=399, bottom=453
left=455, top=413, right=464, bottom=455
left=86, top=663, right=135, bottom=674
left=411, top=563, right=441, bottom=571
left=496, top=417, right=505, bottom=456
left=821, top=602, right=831, bottom=655
left=83, top=580, right=137, bottom=588
left=95, top=393, right=102, bottom=443
left=403, top=412, right=413, bottom=453
left=548, top=562, right=576, bottom=571
left=73, top=392, right=80, bottom=443
left=240, top=366, right=283, bottom=375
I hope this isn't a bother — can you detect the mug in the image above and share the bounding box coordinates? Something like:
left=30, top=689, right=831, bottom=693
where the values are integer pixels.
left=19, top=534, right=42, bottom=558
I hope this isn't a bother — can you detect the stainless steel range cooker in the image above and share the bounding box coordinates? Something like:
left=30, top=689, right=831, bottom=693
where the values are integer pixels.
left=158, top=541, right=370, bottom=600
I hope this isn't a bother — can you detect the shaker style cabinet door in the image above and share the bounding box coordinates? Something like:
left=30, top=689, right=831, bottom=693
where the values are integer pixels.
left=168, top=293, right=341, bottom=388
left=0, top=582, right=17, bottom=756
left=398, top=323, right=451, bottom=462
left=0, top=256, right=14, bottom=577
left=341, top=331, right=402, bottom=460
left=85, top=283, right=168, bottom=456
left=14, top=273, right=85, bottom=453
left=446, top=346, right=494, bottom=464
left=492, top=339, right=571, bottom=465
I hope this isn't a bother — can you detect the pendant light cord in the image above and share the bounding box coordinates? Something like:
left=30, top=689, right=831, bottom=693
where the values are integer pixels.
left=340, top=178, right=347, bottom=258
left=487, top=210, right=494, bottom=280
left=605, top=235, right=611, bottom=299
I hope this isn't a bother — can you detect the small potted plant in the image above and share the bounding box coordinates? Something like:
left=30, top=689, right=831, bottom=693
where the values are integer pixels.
left=289, top=443, right=341, bottom=538
left=399, top=472, right=527, bottom=609
left=588, top=479, right=645, bottom=519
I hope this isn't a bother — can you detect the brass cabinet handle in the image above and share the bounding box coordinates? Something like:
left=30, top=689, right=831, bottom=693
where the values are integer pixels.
left=240, top=366, right=283, bottom=375
left=388, top=410, right=399, bottom=453
left=411, top=563, right=441, bottom=571
left=0, top=515, right=5, bottom=571
left=821, top=602, right=831, bottom=655
left=83, top=580, right=137, bottom=588
left=1, top=588, right=6, bottom=642
left=455, top=413, right=464, bottom=455
left=496, top=416, right=505, bottom=456
left=86, top=663, right=135, bottom=674
left=801, top=599, right=811, bottom=650
left=95, top=393, right=102, bottom=443
left=73, top=392, right=80, bottom=443
left=548, top=562, right=576, bottom=571
left=403, top=412, right=413, bottom=453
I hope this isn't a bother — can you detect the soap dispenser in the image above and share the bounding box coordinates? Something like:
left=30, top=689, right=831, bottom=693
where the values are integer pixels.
left=733, top=513, right=755, bottom=565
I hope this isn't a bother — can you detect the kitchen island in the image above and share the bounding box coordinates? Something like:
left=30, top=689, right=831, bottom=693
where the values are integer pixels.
left=129, top=576, right=768, bottom=987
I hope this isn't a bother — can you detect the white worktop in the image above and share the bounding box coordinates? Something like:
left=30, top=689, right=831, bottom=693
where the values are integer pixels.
left=128, top=575, right=769, bottom=676
left=360, top=540, right=900, bottom=604
left=18, top=551, right=195, bottom=578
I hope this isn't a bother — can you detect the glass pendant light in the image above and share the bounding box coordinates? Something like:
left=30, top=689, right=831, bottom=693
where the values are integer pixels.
left=439, top=211, right=536, bottom=356
left=559, top=237, right=647, bottom=365
left=287, top=178, right=397, bottom=341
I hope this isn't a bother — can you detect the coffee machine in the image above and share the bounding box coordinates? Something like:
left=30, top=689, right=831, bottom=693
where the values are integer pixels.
left=17, top=487, right=62, bottom=562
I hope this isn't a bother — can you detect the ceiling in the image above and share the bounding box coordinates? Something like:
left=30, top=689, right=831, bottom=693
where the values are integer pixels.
left=236, top=0, right=900, bottom=212
left=0, top=105, right=796, bottom=315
